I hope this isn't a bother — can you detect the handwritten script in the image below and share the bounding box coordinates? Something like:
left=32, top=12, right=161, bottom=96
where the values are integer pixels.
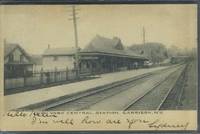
left=4, top=111, right=190, bottom=130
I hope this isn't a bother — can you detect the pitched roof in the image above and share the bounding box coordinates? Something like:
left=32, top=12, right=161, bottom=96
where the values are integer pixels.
left=83, top=35, right=147, bottom=59
left=4, top=43, right=18, bottom=58
left=83, top=35, right=123, bottom=53
left=4, top=43, right=33, bottom=62
left=42, top=35, right=148, bottom=60
left=43, top=47, right=76, bottom=56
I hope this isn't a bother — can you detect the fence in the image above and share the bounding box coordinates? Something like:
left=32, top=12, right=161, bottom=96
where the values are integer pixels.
left=4, top=64, right=146, bottom=91
left=4, top=69, right=92, bottom=90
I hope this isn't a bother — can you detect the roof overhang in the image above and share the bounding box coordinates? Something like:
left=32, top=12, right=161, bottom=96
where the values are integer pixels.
left=80, top=51, right=148, bottom=60
left=42, top=54, right=74, bottom=57
left=42, top=51, right=149, bottom=61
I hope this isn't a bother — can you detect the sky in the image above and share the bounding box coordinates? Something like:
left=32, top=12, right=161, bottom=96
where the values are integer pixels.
left=1, top=4, right=197, bottom=54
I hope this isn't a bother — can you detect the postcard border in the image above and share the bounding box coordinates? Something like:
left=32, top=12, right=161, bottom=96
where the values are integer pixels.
left=0, top=0, right=199, bottom=133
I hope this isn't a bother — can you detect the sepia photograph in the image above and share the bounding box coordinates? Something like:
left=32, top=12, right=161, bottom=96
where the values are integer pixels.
left=2, top=4, right=197, bottom=112
left=0, top=4, right=198, bottom=131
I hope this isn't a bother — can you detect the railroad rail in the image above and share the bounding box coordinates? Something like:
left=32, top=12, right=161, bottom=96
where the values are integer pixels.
left=124, top=64, right=187, bottom=110
left=47, top=65, right=182, bottom=111
left=18, top=72, right=152, bottom=111
left=159, top=63, right=189, bottom=110
left=17, top=64, right=183, bottom=111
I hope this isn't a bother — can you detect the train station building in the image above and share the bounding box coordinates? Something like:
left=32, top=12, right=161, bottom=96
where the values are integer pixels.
left=43, top=35, right=148, bottom=74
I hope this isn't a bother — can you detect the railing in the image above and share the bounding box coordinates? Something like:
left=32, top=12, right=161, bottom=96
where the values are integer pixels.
left=4, top=64, right=148, bottom=91
left=4, top=69, right=92, bottom=90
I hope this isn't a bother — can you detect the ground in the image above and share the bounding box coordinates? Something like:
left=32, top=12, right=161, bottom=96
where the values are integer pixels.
left=4, top=66, right=168, bottom=111
left=180, top=60, right=198, bottom=110
left=4, top=61, right=198, bottom=111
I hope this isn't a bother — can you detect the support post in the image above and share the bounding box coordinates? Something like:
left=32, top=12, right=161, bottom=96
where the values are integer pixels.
left=54, top=67, right=57, bottom=83
left=40, top=68, right=43, bottom=85
left=66, top=67, right=68, bottom=81
left=24, top=70, right=26, bottom=88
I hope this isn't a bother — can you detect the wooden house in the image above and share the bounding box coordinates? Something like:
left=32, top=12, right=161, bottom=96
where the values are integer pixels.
left=4, top=43, right=33, bottom=78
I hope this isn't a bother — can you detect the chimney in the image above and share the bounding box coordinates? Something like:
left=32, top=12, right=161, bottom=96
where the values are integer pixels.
left=48, top=44, right=50, bottom=49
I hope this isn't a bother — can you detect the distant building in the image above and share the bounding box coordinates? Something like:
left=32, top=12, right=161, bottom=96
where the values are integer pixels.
left=42, top=35, right=148, bottom=74
left=4, top=43, right=33, bottom=78
left=43, top=47, right=76, bottom=71
left=129, top=42, right=168, bottom=63
left=81, top=35, right=148, bottom=73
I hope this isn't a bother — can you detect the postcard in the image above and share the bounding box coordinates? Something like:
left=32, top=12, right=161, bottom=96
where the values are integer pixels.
left=0, top=4, right=198, bottom=131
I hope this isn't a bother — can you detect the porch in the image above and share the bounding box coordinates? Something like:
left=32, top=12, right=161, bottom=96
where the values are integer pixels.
left=79, top=53, right=147, bottom=74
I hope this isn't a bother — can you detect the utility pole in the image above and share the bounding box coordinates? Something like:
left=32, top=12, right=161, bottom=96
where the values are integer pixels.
left=143, top=26, right=146, bottom=45
left=69, top=5, right=80, bottom=78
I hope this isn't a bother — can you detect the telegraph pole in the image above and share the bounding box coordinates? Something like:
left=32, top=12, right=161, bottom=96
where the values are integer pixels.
left=69, top=5, right=80, bottom=78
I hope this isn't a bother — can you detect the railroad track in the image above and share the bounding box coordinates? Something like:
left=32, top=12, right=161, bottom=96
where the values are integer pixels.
left=18, top=71, right=153, bottom=111
left=17, top=64, right=182, bottom=111
left=47, top=74, right=151, bottom=111
left=159, top=63, right=189, bottom=110
left=46, top=65, right=182, bottom=111
left=124, top=64, right=187, bottom=111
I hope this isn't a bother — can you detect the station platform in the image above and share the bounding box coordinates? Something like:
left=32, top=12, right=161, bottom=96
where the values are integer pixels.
left=4, top=66, right=169, bottom=111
